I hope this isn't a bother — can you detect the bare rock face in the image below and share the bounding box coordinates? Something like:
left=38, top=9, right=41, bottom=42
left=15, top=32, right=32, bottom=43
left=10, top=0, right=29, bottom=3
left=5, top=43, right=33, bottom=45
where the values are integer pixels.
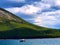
left=0, top=8, right=24, bottom=23
left=0, top=10, right=12, bottom=19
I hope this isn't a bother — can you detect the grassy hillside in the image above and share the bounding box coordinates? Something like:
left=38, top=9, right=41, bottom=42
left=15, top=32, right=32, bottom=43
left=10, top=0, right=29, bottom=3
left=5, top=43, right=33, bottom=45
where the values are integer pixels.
left=0, top=8, right=60, bottom=39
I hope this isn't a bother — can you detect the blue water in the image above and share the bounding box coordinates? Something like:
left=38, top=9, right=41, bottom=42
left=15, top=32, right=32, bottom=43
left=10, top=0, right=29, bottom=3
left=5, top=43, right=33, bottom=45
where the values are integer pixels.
left=0, top=38, right=60, bottom=45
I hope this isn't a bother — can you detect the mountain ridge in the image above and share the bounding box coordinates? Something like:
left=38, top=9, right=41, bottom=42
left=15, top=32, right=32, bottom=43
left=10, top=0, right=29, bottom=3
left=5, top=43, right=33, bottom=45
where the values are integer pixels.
left=0, top=8, right=60, bottom=39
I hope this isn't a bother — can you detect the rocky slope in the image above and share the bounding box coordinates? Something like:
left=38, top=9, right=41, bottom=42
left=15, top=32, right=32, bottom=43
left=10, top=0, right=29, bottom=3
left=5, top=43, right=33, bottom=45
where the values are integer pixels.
left=0, top=8, right=60, bottom=39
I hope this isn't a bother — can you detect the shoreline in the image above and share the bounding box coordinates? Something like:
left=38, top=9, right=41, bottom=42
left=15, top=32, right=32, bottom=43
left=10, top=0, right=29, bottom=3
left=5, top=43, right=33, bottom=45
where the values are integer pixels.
left=0, top=36, right=60, bottom=39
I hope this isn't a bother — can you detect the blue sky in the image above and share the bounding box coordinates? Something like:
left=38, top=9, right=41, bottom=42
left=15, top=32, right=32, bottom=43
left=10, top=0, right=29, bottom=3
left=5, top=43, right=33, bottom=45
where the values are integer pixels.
left=0, top=0, right=60, bottom=29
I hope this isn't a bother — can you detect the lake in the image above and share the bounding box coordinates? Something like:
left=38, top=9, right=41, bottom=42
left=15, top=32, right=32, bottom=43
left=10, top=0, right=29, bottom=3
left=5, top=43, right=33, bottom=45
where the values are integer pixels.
left=0, top=38, right=60, bottom=45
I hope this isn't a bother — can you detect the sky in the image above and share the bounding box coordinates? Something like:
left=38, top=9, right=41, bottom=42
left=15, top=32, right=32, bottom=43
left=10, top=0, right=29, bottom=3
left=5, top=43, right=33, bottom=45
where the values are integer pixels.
left=0, top=0, right=60, bottom=29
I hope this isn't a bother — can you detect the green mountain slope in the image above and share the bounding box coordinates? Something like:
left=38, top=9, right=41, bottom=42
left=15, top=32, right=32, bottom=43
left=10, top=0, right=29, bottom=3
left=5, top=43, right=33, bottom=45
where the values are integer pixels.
left=0, top=8, right=60, bottom=39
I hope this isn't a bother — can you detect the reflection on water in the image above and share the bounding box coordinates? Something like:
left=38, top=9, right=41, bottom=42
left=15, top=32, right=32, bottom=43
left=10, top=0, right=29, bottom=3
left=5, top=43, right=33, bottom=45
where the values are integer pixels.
left=0, top=38, right=60, bottom=45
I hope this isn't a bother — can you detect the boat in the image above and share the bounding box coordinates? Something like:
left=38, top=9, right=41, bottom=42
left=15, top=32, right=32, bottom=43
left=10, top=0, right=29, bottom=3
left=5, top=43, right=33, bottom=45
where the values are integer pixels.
left=20, top=39, right=25, bottom=42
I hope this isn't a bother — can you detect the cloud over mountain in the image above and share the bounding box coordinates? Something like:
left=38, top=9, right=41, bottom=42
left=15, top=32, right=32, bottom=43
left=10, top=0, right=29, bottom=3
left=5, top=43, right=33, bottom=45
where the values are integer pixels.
left=5, top=0, right=60, bottom=29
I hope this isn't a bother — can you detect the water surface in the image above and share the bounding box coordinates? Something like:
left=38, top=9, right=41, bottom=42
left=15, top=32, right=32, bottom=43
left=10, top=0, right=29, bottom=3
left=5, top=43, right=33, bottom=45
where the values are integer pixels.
left=0, top=38, right=60, bottom=45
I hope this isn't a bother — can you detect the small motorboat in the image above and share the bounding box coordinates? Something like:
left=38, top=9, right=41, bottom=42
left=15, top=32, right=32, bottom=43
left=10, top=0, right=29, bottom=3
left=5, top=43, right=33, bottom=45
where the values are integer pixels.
left=20, top=39, right=25, bottom=42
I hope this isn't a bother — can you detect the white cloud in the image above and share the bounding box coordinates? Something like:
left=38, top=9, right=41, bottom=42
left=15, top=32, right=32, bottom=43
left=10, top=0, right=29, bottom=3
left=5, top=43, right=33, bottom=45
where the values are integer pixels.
left=19, top=5, right=40, bottom=14
left=5, top=0, right=60, bottom=29
left=5, top=1, right=51, bottom=15
left=33, top=10, right=60, bottom=28
left=41, top=0, right=60, bottom=6
left=55, top=0, right=60, bottom=6
left=6, top=7, right=20, bottom=13
left=34, top=2, right=51, bottom=10
left=41, top=0, right=55, bottom=6
left=5, top=5, right=40, bottom=15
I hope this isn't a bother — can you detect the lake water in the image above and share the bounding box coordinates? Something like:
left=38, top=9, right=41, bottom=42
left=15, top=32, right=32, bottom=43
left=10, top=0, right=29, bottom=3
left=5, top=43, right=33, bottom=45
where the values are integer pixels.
left=0, top=38, right=60, bottom=45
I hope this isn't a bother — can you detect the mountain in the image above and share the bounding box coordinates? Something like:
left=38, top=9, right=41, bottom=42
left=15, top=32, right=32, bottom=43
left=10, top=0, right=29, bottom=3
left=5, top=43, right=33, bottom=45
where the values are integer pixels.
left=0, top=8, right=60, bottom=39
